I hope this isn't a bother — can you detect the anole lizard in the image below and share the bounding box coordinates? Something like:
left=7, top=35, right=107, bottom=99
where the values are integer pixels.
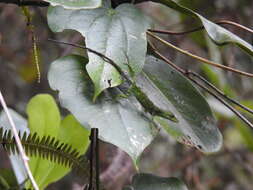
left=48, top=39, right=178, bottom=123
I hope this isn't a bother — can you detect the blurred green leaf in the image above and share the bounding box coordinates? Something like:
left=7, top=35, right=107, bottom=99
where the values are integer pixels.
left=44, top=0, right=102, bottom=10
left=0, top=172, right=10, bottom=189
left=235, top=119, right=253, bottom=152
left=233, top=101, right=253, bottom=151
left=201, top=34, right=225, bottom=88
left=154, top=0, right=253, bottom=56
left=0, top=168, right=18, bottom=189
left=124, top=173, right=188, bottom=190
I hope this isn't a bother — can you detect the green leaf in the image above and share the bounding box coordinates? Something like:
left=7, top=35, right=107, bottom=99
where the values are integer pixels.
left=153, top=0, right=253, bottom=56
left=47, top=3, right=151, bottom=99
left=27, top=94, right=61, bottom=138
left=0, top=172, right=10, bottom=189
left=38, top=114, right=90, bottom=189
left=137, top=56, right=222, bottom=153
left=44, top=0, right=102, bottom=10
left=48, top=55, right=158, bottom=162
left=201, top=34, right=225, bottom=88
left=124, top=173, right=188, bottom=190
left=26, top=94, right=90, bottom=189
left=233, top=101, right=253, bottom=152
left=235, top=120, right=253, bottom=152
left=26, top=94, right=61, bottom=188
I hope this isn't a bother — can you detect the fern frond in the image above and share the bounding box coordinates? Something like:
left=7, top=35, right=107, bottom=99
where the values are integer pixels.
left=0, top=128, right=89, bottom=176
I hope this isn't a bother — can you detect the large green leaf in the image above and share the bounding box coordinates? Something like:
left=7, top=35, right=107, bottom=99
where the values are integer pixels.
left=152, top=0, right=253, bottom=56
left=47, top=3, right=151, bottom=99
left=26, top=94, right=61, bottom=188
left=136, top=56, right=222, bottom=153
left=48, top=55, right=158, bottom=162
left=44, top=0, right=102, bottom=10
left=124, top=173, right=188, bottom=190
left=26, top=94, right=90, bottom=189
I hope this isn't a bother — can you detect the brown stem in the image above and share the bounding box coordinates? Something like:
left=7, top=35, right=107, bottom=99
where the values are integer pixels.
left=149, top=20, right=253, bottom=35
left=0, top=0, right=49, bottom=6
left=147, top=31, right=253, bottom=78
left=186, top=71, right=253, bottom=115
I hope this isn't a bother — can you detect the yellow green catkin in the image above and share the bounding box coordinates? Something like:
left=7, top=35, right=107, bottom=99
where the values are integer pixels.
left=22, top=7, right=41, bottom=83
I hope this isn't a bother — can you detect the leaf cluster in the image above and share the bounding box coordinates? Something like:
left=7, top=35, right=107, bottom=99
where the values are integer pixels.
left=0, top=128, right=89, bottom=176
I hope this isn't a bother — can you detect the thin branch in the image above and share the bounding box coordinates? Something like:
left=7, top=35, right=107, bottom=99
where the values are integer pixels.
left=48, top=39, right=131, bottom=83
left=0, top=0, right=49, bottom=7
left=148, top=27, right=204, bottom=36
left=148, top=20, right=253, bottom=35
left=217, top=20, right=253, bottom=34
left=0, top=91, right=39, bottom=190
left=148, top=41, right=253, bottom=129
left=88, top=129, right=94, bottom=190
left=187, top=76, right=253, bottom=129
left=87, top=128, right=99, bottom=190
left=186, top=71, right=253, bottom=115
left=147, top=31, right=253, bottom=78
left=95, top=129, right=100, bottom=190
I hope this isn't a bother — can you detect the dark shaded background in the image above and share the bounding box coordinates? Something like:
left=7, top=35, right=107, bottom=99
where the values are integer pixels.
left=0, top=0, right=253, bottom=189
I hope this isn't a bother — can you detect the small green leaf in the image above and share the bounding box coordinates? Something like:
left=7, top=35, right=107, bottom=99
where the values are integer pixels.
left=44, top=0, right=102, bottom=10
left=136, top=56, right=222, bottom=153
left=125, top=173, right=188, bottom=190
left=27, top=94, right=61, bottom=138
left=154, top=0, right=253, bottom=56
left=235, top=120, right=253, bottom=152
left=0, top=173, right=10, bottom=189
left=48, top=55, right=158, bottom=162
left=47, top=3, right=151, bottom=99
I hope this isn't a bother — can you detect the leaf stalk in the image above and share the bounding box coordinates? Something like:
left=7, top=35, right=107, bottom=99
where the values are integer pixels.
left=147, top=31, right=253, bottom=78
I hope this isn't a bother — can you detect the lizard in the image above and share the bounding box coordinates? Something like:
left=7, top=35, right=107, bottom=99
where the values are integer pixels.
left=48, top=39, right=178, bottom=123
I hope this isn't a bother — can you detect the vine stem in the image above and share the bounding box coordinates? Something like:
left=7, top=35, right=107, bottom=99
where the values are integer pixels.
left=147, top=31, right=253, bottom=78
left=148, top=20, right=253, bottom=35
left=0, top=91, right=39, bottom=190
left=0, top=0, right=49, bottom=6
